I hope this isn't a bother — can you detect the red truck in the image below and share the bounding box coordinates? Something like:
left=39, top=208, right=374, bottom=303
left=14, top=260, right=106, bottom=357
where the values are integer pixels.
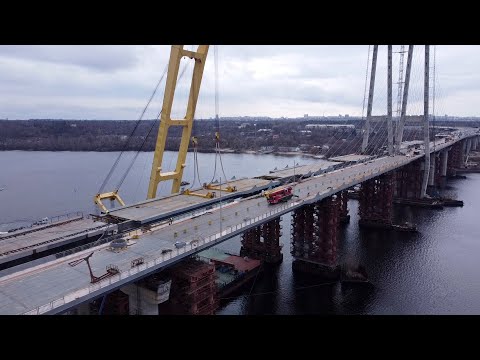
left=265, top=186, right=294, bottom=205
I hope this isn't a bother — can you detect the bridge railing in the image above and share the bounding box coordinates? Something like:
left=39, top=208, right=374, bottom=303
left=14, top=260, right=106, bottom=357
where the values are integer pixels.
left=48, top=211, right=84, bottom=224
left=22, top=199, right=304, bottom=315
left=27, top=170, right=406, bottom=313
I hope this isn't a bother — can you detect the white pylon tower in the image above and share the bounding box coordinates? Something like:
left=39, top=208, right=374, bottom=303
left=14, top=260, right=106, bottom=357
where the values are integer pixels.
left=396, top=45, right=406, bottom=117
left=361, top=45, right=394, bottom=155
left=420, top=45, right=431, bottom=198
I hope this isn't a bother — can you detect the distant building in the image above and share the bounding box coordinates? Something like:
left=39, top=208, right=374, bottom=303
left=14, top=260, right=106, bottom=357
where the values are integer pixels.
left=305, top=124, right=355, bottom=130
left=304, top=114, right=309, bottom=118
left=277, top=146, right=300, bottom=152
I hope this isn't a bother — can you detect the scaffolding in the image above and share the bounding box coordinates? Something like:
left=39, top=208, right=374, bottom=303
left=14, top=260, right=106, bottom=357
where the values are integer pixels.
left=448, top=141, right=464, bottom=176
left=168, top=259, right=217, bottom=315
left=240, top=226, right=262, bottom=260
left=291, top=197, right=340, bottom=268
left=395, top=160, right=423, bottom=199
left=240, top=217, right=283, bottom=264
left=359, top=172, right=394, bottom=227
left=262, top=218, right=283, bottom=264
left=338, top=190, right=350, bottom=224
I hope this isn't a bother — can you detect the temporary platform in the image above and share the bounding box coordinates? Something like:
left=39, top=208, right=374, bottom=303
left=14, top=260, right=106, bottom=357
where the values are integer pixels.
left=0, top=216, right=116, bottom=268
left=258, top=160, right=340, bottom=180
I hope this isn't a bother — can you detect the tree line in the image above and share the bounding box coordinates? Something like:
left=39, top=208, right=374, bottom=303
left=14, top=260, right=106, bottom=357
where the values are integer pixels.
left=0, top=118, right=477, bottom=154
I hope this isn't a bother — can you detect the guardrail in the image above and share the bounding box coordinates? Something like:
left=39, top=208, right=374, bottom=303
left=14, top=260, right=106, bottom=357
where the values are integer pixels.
left=1, top=212, right=85, bottom=241
left=48, top=211, right=84, bottom=225
left=22, top=200, right=304, bottom=315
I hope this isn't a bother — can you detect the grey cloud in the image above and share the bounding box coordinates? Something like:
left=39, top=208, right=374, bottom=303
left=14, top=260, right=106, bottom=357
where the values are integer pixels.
left=0, top=45, right=141, bottom=72
left=1, top=45, right=479, bottom=119
left=219, top=45, right=366, bottom=60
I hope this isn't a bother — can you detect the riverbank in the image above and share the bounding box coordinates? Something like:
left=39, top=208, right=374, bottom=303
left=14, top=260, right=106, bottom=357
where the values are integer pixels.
left=0, top=147, right=325, bottom=159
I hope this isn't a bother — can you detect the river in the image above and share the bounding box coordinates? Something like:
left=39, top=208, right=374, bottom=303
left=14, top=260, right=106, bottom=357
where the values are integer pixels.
left=1, top=151, right=479, bottom=314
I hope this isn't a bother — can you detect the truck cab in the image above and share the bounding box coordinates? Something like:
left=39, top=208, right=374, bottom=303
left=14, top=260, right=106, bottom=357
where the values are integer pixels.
left=265, top=186, right=294, bottom=205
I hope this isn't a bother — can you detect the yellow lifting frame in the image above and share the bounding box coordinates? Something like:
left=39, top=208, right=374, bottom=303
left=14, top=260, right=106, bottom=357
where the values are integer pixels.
left=94, top=191, right=126, bottom=214
left=204, top=184, right=237, bottom=193
left=182, top=189, right=216, bottom=199
left=147, top=45, right=210, bottom=199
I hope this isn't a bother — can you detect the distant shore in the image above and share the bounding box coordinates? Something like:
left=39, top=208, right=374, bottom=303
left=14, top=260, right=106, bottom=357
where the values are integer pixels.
left=0, top=147, right=324, bottom=159
left=213, top=148, right=323, bottom=158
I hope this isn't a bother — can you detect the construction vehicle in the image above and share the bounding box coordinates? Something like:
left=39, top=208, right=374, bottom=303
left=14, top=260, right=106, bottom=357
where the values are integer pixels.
left=265, top=186, right=294, bottom=205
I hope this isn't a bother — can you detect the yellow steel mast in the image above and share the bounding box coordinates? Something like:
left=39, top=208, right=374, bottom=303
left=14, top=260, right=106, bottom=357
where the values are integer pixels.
left=147, top=45, right=209, bottom=199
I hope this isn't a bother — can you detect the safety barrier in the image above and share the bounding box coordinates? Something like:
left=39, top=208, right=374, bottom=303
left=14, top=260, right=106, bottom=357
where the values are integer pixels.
left=22, top=199, right=303, bottom=315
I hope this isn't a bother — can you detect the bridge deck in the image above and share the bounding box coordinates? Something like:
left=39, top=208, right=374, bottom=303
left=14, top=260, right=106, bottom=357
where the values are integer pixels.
left=258, top=160, right=338, bottom=179
left=329, top=154, right=372, bottom=163
left=0, top=153, right=418, bottom=314
left=108, top=178, right=275, bottom=223
left=0, top=217, right=114, bottom=265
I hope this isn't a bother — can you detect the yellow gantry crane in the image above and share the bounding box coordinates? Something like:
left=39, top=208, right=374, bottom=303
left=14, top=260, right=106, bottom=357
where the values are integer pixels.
left=94, top=45, right=236, bottom=212
left=94, top=190, right=125, bottom=213
left=147, top=45, right=209, bottom=199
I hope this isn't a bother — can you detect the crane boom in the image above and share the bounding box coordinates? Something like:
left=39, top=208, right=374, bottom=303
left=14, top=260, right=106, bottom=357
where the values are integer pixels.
left=147, top=45, right=210, bottom=199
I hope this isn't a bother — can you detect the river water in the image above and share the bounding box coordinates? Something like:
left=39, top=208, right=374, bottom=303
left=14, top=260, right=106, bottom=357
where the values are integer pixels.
left=1, top=151, right=479, bottom=314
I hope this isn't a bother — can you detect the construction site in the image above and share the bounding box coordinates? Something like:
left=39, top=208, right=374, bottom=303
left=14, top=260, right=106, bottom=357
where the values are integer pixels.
left=0, top=45, right=480, bottom=315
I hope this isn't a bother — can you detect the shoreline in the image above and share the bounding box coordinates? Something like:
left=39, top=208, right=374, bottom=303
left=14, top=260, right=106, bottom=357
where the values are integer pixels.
left=0, top=148, right=324, bottom=159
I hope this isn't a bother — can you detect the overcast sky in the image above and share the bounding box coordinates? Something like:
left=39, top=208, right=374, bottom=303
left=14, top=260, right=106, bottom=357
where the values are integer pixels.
left=0, top=45, right=478, bottom=120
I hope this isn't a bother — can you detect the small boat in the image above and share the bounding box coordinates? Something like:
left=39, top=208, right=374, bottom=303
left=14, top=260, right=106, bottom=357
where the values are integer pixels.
left=392, top=222, right=418, bottom=232
left=0, top=187, right=5, bottom=192
left=180, top=181, right=190, bottom=186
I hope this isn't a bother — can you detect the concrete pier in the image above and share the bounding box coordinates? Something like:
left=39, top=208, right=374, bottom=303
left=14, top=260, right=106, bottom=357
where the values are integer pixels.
left=121, top=280, right=171, bottom=315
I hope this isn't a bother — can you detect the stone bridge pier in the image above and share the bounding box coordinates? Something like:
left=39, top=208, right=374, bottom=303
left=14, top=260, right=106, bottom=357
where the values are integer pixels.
left=440, top=149, right=449, bottom=179
left=472, top=137, right=478, bottom=150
